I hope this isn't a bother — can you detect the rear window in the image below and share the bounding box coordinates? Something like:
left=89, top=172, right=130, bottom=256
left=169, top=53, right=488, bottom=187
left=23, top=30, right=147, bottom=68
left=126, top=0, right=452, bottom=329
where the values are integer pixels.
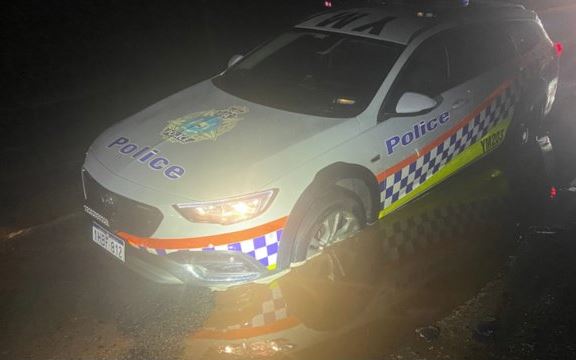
left=383, top=23, right=519, bottom=114
left=213, top=30, right=404, bottom=118
left=506, top=20, right=545, bottom=54
left=445, top=24, right=517, bottom=86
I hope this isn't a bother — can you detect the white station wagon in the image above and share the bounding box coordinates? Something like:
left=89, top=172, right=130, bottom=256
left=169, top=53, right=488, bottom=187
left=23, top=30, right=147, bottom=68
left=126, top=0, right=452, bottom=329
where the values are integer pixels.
left=82, top=1, right=559, bottom=286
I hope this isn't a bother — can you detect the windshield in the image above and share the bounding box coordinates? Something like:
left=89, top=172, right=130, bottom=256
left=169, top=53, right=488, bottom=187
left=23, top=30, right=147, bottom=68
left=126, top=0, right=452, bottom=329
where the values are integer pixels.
left=213, top=30, right=405, bottom=118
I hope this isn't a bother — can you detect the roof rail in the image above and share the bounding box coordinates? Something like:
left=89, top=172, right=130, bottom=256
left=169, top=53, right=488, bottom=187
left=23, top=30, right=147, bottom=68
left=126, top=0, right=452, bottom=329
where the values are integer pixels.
left=469, top=0, right=526, bottom=9
left=359, top=0, right=525, bottom=10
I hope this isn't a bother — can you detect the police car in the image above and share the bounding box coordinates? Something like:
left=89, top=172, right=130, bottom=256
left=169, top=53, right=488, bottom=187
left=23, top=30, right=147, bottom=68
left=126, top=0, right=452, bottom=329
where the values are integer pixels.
left=82, top=1, right=559, bottom=286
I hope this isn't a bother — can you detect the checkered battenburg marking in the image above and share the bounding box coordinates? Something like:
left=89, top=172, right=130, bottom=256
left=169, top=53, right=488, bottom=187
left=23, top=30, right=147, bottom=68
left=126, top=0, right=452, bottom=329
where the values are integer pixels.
left=196, top=230, right=283, bottom=269
left=138, top=229, right=283, bottom=269
left=380, top=84, right=518, bottom=209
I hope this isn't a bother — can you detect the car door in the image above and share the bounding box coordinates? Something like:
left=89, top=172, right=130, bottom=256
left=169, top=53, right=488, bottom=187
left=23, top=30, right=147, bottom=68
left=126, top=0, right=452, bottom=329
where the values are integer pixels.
left=371, top=31, right=474, bottom=215
left=372, top=25, right=522, bottom=217
left=444, top=24, right=520, bottom=157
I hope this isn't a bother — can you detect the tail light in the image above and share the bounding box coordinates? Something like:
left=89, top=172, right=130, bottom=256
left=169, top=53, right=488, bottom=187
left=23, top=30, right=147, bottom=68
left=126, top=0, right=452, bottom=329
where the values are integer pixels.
left=550, top=186, right=558, bottom=200
left=554, top=41, right=564, bottom=57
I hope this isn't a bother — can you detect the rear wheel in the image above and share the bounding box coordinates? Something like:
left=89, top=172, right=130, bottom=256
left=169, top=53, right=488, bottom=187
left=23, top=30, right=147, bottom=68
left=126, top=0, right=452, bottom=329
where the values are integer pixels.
left=504, top=100, right=546, bottom=186
left=506, top=100, right=546, bottom=151
left=292, top=187, right=366, bottom=262
left=505, top=100, right=555, bottom=221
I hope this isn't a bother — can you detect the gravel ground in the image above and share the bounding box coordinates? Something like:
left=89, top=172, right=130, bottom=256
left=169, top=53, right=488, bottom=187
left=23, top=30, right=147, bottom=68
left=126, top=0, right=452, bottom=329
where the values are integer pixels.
left=0, top=217, right=214, bottom=360
left=383, top=223, right=576, bottom=360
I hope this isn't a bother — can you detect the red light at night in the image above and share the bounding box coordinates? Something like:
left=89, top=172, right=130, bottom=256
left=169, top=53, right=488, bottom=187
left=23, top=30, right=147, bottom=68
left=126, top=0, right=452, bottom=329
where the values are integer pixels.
left=324, top=0, right=333, bottom=8
left=550, top=186, right=558, bottom=200
left=554, top=42, right=564, bottom=57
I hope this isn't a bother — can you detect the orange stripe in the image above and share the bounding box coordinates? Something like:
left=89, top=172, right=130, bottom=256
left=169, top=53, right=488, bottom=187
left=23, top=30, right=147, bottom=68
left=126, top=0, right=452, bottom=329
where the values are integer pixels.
left=118, top=217, right=288, bottom=249
left=191, top=316, right=301, bottom=340
left=376, top=79, right=513, bottom=184
left=376, top=153, right=418, bottom=183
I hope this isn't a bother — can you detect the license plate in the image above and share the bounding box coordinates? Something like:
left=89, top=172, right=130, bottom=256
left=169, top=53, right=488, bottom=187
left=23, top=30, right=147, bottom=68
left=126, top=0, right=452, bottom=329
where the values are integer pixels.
left=92, top=224, right=125, bottom=262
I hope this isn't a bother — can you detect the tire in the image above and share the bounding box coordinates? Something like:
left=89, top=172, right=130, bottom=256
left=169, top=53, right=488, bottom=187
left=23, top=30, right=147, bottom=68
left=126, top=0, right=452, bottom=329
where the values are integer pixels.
left=292, top=186, right=366, bottom=263
left=506, top=100, right=546, bottom=152
left=504, top=99, right=545, bottom=184
left=505, top=101, right=555, bottom=220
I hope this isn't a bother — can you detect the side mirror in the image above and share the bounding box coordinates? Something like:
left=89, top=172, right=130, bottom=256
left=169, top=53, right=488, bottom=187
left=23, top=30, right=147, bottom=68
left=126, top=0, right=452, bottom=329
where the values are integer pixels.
left=395, top=92, right=438, bottom=114
left=227, top=54, right=244, bottom=68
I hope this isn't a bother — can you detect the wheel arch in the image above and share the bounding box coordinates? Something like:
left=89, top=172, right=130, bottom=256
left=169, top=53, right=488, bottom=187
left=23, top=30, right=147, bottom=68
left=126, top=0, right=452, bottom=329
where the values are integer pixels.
left=276, top=162, right=380, bottom=270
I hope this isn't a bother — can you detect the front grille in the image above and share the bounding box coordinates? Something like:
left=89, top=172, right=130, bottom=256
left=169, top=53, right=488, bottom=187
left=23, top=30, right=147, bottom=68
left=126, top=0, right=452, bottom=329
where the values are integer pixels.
left=82, top=169, right=164, bottom=237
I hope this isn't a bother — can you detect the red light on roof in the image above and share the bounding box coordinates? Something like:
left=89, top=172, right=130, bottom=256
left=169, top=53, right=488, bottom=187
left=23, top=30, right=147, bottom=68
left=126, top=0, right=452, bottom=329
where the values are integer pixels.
left=324, top=0, right=333, bottom=8
left=554, top=42, right=564, bottom=57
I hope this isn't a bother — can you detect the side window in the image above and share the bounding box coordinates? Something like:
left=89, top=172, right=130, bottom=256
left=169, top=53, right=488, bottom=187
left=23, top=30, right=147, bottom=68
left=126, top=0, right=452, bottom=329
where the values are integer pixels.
left=385, top=36, right=449, bottom=112
left=445, top=28, right=485, bottom=86
left=444, top=24, right=515, bottom=87
left=383, top=23, right=518, bottom=115
left=506, top=21, right=544, bottom=55
left=480, top=23, right=517, bottom=64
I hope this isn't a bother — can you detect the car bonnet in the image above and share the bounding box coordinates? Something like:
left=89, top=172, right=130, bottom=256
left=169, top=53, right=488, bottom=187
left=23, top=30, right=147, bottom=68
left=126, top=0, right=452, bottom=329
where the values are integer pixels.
left=86, top=80, right=354, bottom=200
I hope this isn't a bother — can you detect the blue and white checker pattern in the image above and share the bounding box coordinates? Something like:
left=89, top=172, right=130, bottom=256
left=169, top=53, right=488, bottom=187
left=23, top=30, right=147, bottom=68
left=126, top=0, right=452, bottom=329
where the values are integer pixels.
left=136, top=229, right=283, bottom=270
left=380, top=84, right=518, bottom=209
left=195, top=230, right=283, bottom=269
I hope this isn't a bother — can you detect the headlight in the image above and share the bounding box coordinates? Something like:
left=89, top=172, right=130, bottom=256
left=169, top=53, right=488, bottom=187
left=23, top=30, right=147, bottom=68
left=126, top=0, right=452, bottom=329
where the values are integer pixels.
left=174, top=189, right=277, bottom=225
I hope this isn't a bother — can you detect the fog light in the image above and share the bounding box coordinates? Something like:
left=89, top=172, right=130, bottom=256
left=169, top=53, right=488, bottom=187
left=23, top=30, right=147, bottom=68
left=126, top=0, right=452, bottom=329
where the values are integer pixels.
left=184, top=252, right=263, bottom=283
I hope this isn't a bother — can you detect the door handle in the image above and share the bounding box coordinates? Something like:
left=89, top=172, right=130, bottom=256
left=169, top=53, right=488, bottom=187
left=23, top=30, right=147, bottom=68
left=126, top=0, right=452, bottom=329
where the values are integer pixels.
left=451, top=98, right=470, bottom=110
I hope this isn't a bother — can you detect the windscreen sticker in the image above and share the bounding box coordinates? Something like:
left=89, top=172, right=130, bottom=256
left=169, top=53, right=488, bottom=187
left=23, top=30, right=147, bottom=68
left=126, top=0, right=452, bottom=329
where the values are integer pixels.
left=161, top=106, right=249, bottom=144
left=314, top=12, right=398, bottom=36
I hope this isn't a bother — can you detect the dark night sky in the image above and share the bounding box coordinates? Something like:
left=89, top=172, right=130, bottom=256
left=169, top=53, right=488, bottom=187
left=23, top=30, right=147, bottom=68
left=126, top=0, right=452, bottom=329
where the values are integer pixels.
left=1, top=0, right=571, bottom=107
left=1, top=0, right=323, bottom=106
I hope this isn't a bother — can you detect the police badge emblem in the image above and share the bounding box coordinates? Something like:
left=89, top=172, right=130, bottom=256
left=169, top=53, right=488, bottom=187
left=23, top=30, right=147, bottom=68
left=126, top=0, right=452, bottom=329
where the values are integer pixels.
left=161, top=106, right=249, bottom=144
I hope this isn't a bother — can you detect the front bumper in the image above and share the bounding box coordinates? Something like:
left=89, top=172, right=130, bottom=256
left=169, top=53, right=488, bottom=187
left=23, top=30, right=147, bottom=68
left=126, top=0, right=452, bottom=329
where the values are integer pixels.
left=85, top=217, right=272, bottom=287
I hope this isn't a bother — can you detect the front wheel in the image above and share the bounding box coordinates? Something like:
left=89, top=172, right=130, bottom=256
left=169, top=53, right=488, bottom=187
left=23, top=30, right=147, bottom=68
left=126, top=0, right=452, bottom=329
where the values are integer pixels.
left=292, top=187, right=366, bottom=263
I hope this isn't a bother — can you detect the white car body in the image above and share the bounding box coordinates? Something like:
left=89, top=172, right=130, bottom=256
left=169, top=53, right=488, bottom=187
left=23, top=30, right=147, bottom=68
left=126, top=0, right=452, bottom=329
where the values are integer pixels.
left=82, top=1, right=559, bottom=286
